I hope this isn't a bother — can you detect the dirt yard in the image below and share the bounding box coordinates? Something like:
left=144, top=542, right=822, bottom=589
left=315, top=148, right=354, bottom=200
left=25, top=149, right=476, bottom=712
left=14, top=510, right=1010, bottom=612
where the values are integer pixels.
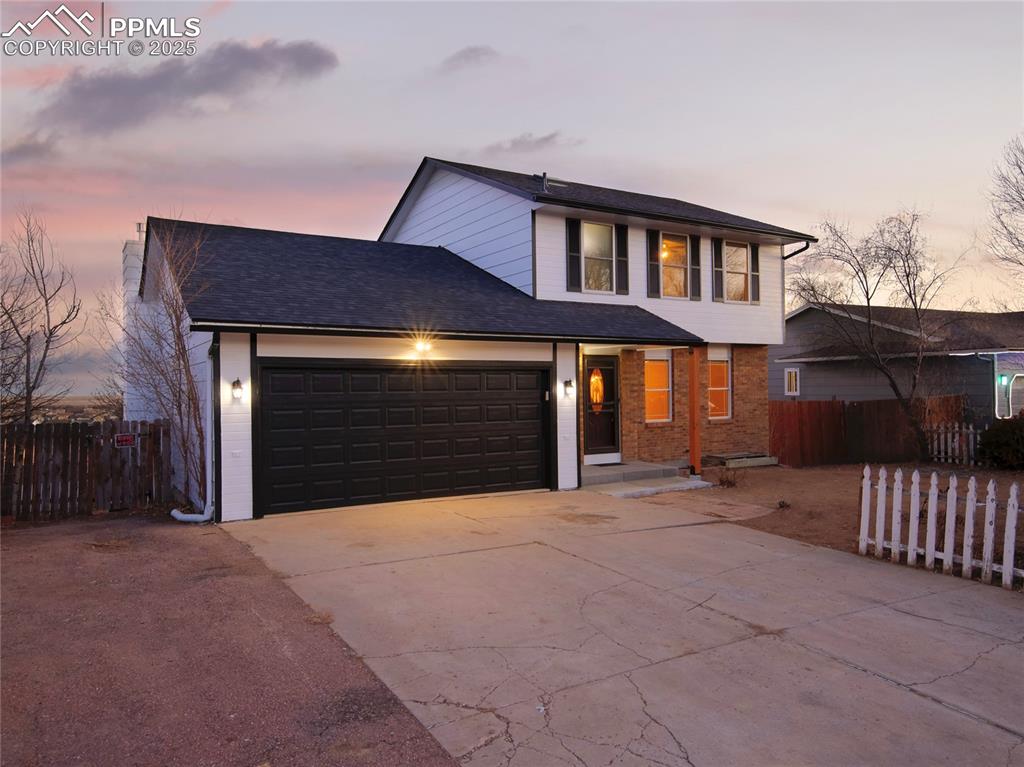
left=678, top=464, right=1024, bottom=562
left=1, top=515, right=456, bottom=767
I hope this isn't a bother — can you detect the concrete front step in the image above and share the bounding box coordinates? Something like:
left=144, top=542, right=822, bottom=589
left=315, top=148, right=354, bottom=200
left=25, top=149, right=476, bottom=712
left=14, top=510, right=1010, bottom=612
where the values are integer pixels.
left=584, top=476, right=714, bottom=498
left=580, top=460, right=682, bottom=487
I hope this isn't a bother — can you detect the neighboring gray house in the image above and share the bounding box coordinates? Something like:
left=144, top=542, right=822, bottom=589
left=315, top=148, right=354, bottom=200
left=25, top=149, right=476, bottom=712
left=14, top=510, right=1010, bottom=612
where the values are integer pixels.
left=770, top=305, right=1024, bottom=423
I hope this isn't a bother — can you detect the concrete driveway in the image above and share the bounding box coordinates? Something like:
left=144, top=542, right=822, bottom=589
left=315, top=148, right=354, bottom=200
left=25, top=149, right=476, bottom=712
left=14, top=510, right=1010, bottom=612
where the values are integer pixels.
left=229, top=490, right=1024, bottom=767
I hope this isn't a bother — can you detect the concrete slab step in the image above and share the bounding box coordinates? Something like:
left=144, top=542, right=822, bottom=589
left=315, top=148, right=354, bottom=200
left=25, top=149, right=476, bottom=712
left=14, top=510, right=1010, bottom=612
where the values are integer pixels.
left=583, top=476, right=713, bottom=499
left=580, top=461, right=681, bottom=487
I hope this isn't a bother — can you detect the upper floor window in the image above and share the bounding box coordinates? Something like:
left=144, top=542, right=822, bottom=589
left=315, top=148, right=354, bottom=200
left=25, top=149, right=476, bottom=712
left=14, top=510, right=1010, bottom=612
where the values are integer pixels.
left=712, top=241, right=760, bottom=304
left=725, top=242, right=750, bottom=302
left=583, top=222, right=614, bottom=292
left=660, top=234, right=688, bottom=298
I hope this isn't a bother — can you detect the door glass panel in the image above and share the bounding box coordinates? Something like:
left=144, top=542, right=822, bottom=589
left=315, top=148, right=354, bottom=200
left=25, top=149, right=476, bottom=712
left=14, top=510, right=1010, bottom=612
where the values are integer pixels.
left=589, top=368, right=605, bottom=413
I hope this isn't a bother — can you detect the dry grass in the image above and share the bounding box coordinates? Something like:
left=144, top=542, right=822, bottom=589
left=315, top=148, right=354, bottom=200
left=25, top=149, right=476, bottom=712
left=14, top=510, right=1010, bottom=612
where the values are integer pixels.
left=305, top=610, right=334, bottom=626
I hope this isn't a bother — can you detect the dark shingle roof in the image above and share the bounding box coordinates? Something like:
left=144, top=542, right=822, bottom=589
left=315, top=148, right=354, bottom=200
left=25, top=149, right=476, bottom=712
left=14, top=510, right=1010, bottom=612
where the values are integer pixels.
left=781, top=304, right=1024, bottom=360
left=413, top=158, right=815, bottom=242
left=148, top=218, right=702, bottom=345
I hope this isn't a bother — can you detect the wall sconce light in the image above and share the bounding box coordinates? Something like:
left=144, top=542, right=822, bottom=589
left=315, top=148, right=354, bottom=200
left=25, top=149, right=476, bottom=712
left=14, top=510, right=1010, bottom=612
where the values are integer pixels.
left=999, top=374, right=1009, bottom=386
left=231, top=378, right=243, bottom=400
left=563, top=379, right=575, bottom=397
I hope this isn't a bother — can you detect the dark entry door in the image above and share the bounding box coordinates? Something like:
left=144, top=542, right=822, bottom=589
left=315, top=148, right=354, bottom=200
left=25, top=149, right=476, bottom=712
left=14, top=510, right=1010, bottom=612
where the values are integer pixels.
left=583, top=356, right=619, bottom=455
left=257, top=364, right=550, bottom=515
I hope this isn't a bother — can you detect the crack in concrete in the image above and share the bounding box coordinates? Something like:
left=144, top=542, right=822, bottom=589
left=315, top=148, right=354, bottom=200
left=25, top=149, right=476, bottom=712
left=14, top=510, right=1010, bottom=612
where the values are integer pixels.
left=288, top=540, right=537, bottom=579
left=911, top=638, right=1023, bottom=688
left=786, top=635, right=1024, bottom=740
left=624, top=673, right=696, bottom=767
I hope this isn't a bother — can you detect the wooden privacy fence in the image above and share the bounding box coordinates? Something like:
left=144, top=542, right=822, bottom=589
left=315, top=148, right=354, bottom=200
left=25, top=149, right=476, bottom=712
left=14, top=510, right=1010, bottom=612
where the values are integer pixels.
left=927, top=422, right=987, bottom=466
left=858, top=465, right=1021, bottom=589
left=1, top=420, right=171, bottom=522
left=770, top=395, right=967, bottom=468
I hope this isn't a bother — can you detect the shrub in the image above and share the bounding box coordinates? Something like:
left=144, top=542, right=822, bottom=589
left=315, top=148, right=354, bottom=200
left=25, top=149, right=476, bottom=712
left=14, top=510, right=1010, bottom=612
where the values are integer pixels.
left=978, top=417, right=1024, bottom=470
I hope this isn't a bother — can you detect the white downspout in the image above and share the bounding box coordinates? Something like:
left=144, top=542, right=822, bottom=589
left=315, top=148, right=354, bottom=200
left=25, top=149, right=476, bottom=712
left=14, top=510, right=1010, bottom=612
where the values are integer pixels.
left=171, top=338, right=218, bottom=524
left=170, top=503, right=213, bottom=523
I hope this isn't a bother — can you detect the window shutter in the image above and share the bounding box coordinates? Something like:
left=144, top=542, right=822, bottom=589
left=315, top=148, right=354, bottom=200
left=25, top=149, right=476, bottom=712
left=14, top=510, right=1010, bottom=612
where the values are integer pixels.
left=566, top=218, right=581, bottom=292
left=688, top=234, right=701, bottom=300
left=646, top=229, right=660, bottom=298
left=615, top=224, right=629, bottom=295
left=750, top=244, right=760, bottom=304
left=711, top=238, right=724, bottom=302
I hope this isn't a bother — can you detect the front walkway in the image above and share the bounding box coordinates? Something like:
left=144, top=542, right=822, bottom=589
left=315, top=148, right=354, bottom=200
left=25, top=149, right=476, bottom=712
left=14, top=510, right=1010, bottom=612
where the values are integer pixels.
left=230, top=490, right=1024, bottom=767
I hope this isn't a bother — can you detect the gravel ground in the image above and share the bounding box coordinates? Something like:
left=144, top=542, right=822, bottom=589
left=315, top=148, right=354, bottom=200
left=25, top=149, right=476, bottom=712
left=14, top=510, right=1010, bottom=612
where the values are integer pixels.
left=1, top=514, right=457, bottom=767
left=697, top=463, right=1024, bottom=562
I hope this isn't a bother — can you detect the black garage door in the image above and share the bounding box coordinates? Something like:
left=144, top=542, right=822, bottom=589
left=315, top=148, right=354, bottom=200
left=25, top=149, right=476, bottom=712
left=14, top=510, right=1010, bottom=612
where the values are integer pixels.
left=256, top=363, right=550, bottom=515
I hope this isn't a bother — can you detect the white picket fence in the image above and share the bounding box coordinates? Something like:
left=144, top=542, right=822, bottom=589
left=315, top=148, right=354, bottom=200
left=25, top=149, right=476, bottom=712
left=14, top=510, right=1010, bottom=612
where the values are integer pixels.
left=927, top=423, right=986, bottom=466
left=858, top=465, right=1021, bottom=588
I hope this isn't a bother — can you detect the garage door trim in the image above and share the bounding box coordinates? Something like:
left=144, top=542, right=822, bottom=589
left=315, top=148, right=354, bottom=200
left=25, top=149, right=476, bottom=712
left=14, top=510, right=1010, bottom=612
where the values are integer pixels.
left=252, top=355, right=558, bottom=517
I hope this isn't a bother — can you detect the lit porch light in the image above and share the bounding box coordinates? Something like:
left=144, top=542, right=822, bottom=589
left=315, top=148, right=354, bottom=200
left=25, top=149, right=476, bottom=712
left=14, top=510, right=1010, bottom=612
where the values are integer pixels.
left=231, top=378, right=243, bottom=400
left=563, top=379, right=575, bottom=397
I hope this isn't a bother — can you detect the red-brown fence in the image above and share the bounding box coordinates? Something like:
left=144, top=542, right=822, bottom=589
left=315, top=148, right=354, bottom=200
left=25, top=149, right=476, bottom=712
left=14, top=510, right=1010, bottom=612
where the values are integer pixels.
left=770, top=395, right=967, bottom=468
left=1, top=420, right=172, bottom=522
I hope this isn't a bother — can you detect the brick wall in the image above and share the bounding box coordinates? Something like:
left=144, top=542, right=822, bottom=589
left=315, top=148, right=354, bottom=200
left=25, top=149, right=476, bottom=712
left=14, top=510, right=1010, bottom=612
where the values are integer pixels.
left=619, top=349, right=691, bottom=463
left=579, top=344, right=770, bottom=467
left=701, top=344, right=769, bottom=457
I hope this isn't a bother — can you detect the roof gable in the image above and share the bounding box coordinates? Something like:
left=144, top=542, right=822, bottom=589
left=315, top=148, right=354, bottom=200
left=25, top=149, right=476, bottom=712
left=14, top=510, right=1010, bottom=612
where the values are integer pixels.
left=381, top=157, right=815, bottom=243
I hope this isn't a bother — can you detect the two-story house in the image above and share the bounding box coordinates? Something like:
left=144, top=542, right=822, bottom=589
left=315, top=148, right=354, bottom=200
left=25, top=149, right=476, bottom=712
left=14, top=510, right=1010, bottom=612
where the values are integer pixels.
left=123, top=157, right=814, bottom=521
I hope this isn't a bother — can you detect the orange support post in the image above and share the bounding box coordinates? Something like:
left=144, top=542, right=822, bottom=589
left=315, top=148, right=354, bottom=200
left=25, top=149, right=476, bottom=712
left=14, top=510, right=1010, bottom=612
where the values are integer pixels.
left=688, top=347, right=702, bottom=475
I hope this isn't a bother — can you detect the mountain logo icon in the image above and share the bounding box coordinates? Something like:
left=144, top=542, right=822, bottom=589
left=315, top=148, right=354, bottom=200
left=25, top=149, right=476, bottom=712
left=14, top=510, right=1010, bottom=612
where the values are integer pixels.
left=2, top=4, right=95, bottom=37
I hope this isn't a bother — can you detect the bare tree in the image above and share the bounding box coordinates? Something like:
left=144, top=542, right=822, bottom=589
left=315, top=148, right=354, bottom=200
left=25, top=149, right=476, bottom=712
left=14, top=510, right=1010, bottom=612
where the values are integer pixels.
left=790, top=211, right=958, bottom=457
left=0, top=212, right=83, bottom=424
left=990, top=134, right=1024, bottom=286
left=97, top=222, right=208, bottom=508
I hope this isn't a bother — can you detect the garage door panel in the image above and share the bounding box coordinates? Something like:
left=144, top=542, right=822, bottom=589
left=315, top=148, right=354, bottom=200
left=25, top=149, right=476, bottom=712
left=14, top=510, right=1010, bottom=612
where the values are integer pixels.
left=258, top=364, right=549, bottom=515
left=350, top=408, right=383, bottom=428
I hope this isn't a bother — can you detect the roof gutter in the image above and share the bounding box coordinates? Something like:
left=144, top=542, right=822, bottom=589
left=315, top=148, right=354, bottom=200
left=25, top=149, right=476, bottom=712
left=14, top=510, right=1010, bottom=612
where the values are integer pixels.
left=534, top=196, right=817, bottom=244
left=188, top=321, right=703, bottom=347
left=782, top=241, right=812, bottom=260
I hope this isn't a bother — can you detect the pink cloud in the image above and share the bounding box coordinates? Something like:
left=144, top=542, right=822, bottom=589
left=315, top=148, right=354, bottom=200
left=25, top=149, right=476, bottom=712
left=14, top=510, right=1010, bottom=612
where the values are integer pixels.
left=1, top=63, right=75, bottom=89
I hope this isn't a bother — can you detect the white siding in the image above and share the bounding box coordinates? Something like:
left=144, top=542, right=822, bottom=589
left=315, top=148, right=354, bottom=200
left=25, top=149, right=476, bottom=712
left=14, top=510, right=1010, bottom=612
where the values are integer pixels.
left=555, top=343, right=579, bottom=489
left=123, top=235, right=210, bottom=509
left=257, top=334, right=552, bottom=362
left=388, top=168, right=538, bottom=295
left=534, top=210, right=786, bottom=345
left=218, top=333, right=252, bottom=522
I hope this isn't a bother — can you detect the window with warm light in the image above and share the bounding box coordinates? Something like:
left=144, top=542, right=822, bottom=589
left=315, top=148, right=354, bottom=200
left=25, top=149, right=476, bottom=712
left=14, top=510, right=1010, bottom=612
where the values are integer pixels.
left=708, top=345, right=732, bottom=419
left=582, top=222, right=614, bottom=292
left=784, top=368, right=800, bottom=396
left=644, top=353, right=672, bottom=422
left=660, top=234, right=688, bottom=298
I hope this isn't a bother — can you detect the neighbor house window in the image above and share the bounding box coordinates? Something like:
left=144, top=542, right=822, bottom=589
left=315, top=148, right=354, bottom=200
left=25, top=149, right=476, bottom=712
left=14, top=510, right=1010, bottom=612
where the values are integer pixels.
left=784, top=368, right=800, bottom=396
left=724, top=242, right=749, bottom=302
left=660, top=234, right=688, bottom=298
left=583, top=222, right=614, bottom=292
left=644, top=351, right=672, bottom=422
left=708, top=344, right=731, bottom=419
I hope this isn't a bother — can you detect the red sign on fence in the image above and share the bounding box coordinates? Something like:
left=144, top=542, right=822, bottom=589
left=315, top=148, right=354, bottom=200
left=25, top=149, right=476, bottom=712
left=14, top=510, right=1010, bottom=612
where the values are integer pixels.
left=114, top=433, right=137, bottom=448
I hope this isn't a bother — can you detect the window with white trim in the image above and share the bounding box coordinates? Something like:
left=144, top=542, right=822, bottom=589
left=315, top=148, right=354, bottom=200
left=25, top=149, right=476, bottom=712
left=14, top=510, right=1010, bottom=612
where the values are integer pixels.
left=708, top=344, right=731, bottom=419
left=644, top=350, right=672, bottom=422
left=582, top=222, right=614, bottom=293
left=724, top=242, right=749, bottom=302
left=784, top=368, right=800, bottom=396
left=660, top=234, right=688, bottom=298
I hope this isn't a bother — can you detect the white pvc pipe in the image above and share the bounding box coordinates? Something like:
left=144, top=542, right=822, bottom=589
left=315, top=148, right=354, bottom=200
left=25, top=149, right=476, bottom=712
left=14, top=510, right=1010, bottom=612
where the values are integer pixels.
left=170, top=502, right=214, bottom=523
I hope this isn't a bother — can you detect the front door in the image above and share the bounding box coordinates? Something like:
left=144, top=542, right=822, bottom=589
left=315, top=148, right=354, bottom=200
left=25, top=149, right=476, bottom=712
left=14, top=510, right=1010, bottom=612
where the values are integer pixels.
left=583, top=355, right=620, bottom=462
